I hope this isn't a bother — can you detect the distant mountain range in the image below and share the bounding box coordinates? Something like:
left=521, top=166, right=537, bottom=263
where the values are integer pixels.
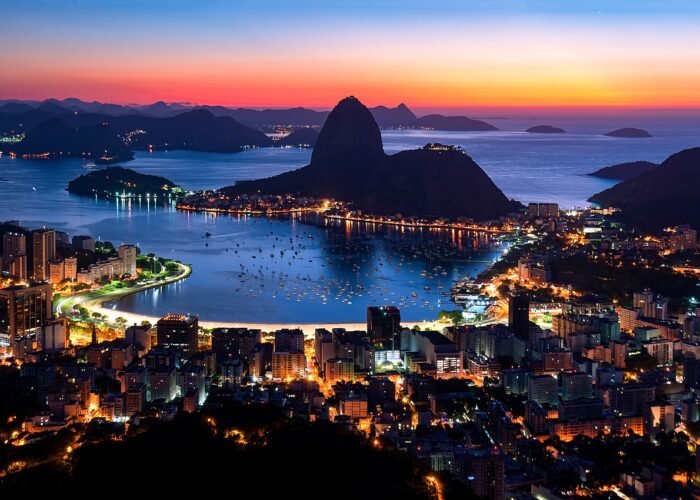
left=225, top=96, right=516, bottom=220
left=589, top=147, right=700, bottom=231
left=1, top=106, right=272, bottom=160
left=0, top=97, right=498, bottom=131
left=588, top=160, right=658, bottom=180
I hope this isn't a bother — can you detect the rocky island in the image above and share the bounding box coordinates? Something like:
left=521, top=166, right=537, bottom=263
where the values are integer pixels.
left=226, top=96, right=515, bottom=220
left=526, top=125, right=566, bottom=134
left=68, top=166, right=182, bottom=199
left=588, top=160, right=658, bottom=180
left=604, top=127, right=652, bottom=138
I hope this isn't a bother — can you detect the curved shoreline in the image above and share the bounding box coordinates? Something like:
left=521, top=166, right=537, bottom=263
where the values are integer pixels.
left=56, top=260, right=445, bottom=334
left=54, top=261, right=192, bottom=319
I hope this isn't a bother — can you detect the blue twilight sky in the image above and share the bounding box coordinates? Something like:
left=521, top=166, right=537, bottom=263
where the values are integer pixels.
left=2, top=0, right=700, bottom=108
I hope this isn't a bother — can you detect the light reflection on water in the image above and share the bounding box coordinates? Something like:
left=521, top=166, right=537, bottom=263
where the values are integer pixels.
left=2, top=124, right=699, bottom=321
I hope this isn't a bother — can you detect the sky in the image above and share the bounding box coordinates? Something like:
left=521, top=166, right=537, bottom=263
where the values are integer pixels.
left=2, top=0, right=700, bottom=109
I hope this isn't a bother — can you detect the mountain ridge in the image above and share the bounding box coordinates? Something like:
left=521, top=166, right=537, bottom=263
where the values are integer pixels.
left=226, top=97, right=514, bottom=220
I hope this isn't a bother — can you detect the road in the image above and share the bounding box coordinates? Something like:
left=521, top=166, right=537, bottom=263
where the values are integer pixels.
left=54, top=261, right=192, bottom=320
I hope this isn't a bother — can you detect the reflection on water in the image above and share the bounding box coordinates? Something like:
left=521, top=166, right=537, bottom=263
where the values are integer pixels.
left=2, top=123, right=700, bottom=322
left=104, top=212, right=505, bottom=322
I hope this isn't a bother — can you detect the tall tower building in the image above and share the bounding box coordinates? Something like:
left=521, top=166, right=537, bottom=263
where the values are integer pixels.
left=508, top=292, right=530, bottom=339
left=32, top=229, right=56, bottom=281
left=64, top=257, right=78, bottom=282
left=9, top=254, right=27, bottom=281
left=0, top=282, right=53, bottom=343
left=156, top=314, right=199, bottom=357
left=3, top=232, right=26, bottom=264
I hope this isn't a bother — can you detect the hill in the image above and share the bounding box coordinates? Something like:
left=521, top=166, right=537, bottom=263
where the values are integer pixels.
left=1, top=108, right=273, bottom=155
left=277, top=128, right=319, bottom=147
left=416, top=114, right=498, bottom=131
left=604, top=127, right=652, bottom=138
left=226, top=97, right=513, bottom=219
left=117, top=109, right=273, bottom=152
left=369, top=103, right=417, bottom=128
left=11, top=119, right=133, bottom=163
left=67, top=166, right=179, bottom=198
left=526, top=125, right=566, bottom=134
left=588, top=160, right=658, bottom=180
left=589, top=147, right=700, bottom=231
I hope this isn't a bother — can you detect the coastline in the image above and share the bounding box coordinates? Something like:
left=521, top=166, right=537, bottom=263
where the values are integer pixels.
left=57, top=260, right=447, bottom=334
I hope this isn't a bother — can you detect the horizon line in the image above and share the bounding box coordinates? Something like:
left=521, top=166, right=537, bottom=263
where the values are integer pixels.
left=4, top=96, right=700, bottom=113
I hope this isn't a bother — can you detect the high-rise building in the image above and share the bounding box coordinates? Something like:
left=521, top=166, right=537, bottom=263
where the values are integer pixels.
left=0, top=282, right=53, bottom=343
left=274, top=328, right=304, bottom=353
left=156, top=314, right=199, bottom=357
left=125, top=323, right=152, bottom=353
left=324, top=357, right=354, bottom=383
left=644, top=338, right=673, bottom=366
left=633, top=290, right=655, bottom=318
left=508, top=292, right=530, bottom=339
left=49, top=260, right=65, bottom=284
left=118, top=244, right=138, bottom=276
left=527, top=202, right=559, bottom=218
left=272, top=351, right=306, bottom=379
left=527, top=375, right=558, bottom=406
left=212, top=328, right=262, bottom=362
left=37, top=318, right=67, bottom=351
left=560, top=371, right=593, bottom=401
left=3, top=232, right=26, bottom=271
left=64, top=257, right=78, bottom=282
left=9, top=254, right=27, bottom=281
left=367, top=306, right=401, bottom=347
left=32, top=229, right=56, bottom=281
left=461, top=449, right=505, bottom=500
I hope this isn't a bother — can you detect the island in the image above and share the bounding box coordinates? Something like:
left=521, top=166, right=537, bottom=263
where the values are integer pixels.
left=604, top=127, right=653, bottom=138
left=589, top=146, right=700, bottom=230
left=225, top=96, right=515, bottom=220
left=415, top=113, right=498, bottom=131
left=277, top=127, right=319, bottom=148
left=67, top=166, right=183, bottom=199
left=526, top=125, right=566, bottom=134
left=588, top=160, right=658, bottom=180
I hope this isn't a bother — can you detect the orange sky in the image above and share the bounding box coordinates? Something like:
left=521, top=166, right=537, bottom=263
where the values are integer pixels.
left=2, top=2, right=700, bottom=108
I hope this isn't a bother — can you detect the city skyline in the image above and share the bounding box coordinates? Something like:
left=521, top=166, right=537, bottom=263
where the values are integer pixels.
left=3, top=0, right=700, bottom=109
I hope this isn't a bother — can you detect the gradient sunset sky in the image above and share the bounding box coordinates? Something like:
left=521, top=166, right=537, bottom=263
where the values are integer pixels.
left=3, top=0, right=700, bottom=109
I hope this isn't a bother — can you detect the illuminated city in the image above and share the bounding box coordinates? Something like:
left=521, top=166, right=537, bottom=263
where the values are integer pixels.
left=2, top=1, right=700, bottom=498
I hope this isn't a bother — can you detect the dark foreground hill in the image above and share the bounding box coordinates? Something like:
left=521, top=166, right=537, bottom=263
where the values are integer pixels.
left=227, top=96, right=514, bottom=219
left=589, top=147, right=700, bottom=231
left=588, top=160, right=658, bottom=181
